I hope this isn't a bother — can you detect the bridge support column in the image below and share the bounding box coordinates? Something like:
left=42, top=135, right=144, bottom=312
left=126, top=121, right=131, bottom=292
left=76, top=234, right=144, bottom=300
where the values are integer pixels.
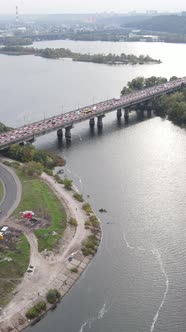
left=147, top=109, right=152, bottom=117
left=117, top=109, right=122, bottom=119
left=89, top=118, right=95, bottom=128
left=124, top=109, right=129, bottom=120
left=140, top=109, right=144, bottom=117
left=19, top=142, right=24, bottom=146
left=97, top=115, right=105, bottom=129
left=65, top=126, right=72, bottom=139
left=57, top=128, right=63, bottom=138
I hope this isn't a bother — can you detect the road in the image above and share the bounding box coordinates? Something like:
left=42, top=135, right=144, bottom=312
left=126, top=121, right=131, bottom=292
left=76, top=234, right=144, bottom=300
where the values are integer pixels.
left=0, top=163, right=22, bottom=227
left=0, top=77, right=185, bottom=150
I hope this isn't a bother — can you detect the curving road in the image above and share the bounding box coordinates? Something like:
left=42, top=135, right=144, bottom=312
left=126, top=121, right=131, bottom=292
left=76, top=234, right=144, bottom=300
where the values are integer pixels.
left=0, top=162, right=22, bottom=227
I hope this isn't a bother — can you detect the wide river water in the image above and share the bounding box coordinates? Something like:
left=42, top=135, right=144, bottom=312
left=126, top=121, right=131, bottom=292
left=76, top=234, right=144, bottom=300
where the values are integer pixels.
left=0, top=41, right=186, bottom=332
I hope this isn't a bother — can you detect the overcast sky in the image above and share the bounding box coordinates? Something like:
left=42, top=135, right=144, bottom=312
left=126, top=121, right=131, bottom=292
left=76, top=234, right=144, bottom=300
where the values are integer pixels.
left=0, top=0, right=186, bottom=15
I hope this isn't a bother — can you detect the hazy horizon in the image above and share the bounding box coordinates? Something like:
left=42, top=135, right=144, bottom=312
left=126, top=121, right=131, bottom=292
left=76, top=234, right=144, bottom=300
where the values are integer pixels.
left=0, top=0, right=186, bottom=15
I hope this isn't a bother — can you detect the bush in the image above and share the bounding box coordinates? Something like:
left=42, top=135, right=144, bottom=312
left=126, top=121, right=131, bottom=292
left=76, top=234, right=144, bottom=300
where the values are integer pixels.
left=44, top=168, right=53, bottom=176
left=70, top=267, right=78, bottom=273
left=25, top=301, right=47, bottom=319
left=81, top=235, right=98, bottom=256
left=63, top=177, right=72, bottom=190
left=54, top=174, right=64, bottom=184
left=89, top=215, right=100, bottom=228
left=26, top=307, right=38, bottom=319
left=11, top=161, right=20, bottom=168
left=3, top=160, right=11, bottom=166
left=73, top=193, right=84, bottom=202
left=22, top=161, right=43, bottom=176
left=69, top=218, right=77, bottom=227
left=85, top=220, right=91, bottom=226
left=35, top=301, right=47, bottom=313
left=82, top=203, right=92, bottom=215
left=46, top=289, right=61, bottom=304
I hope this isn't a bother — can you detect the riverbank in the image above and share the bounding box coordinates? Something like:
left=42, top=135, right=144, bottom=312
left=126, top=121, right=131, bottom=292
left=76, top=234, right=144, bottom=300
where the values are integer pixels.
left=0, top=171, right=101, bottom=332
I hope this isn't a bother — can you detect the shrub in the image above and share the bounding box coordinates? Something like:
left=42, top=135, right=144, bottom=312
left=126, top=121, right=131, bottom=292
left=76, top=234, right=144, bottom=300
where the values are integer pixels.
left=63, top=177, right=72, bottom=190
left=89, top=215, right=100, bottom=228
left=82, top=203, right=92, bottom=215
left=85, top=220, right=91, bottom=226
left=46, top=289, right=61, bottom=304
left=44, top=168, right=53, bottom=176
left=11, top=161, right=20, bottom=168
left=70, top=267, right=78, bottom=273
left=54, top=174, right=64, bottom=184
left=81, top=235, right=98, bottom=256
left=35, top=301, right=47, bottom=313
left=25, top=301, right=47, bottom=319
left=69, top=218, right=77, bottom=227
left=22, top=161, right=43, bottom=176
left=26, top=307, right=38, bottom=319
left=3, top=160, right=11, bottom=166
left=73, top=193, right=84, bottom=202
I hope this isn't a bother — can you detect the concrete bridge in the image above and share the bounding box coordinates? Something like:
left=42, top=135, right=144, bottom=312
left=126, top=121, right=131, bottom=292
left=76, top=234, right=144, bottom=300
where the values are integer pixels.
left=0, top=78, right=185, bottom=150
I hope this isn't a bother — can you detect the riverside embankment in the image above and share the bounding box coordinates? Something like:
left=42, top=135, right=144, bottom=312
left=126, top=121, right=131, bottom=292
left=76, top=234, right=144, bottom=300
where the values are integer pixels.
left=0, top=171, right=101, bottom=332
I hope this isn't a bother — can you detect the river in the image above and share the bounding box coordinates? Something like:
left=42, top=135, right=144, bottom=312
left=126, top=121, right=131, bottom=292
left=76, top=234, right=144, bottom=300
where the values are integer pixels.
left=0, top=41, right=186, bottom=332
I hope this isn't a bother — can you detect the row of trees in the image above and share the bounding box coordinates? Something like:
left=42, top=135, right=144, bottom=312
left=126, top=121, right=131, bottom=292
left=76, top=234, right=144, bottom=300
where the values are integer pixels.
left=121, top=76, right=178, bottom=95
left=6, top=143, right=65, bottom=170
left=121, top=76, right=186, bottom=124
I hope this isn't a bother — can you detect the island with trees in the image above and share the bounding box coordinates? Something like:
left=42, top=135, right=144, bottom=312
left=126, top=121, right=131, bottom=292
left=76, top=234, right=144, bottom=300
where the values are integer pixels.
left=0, top=45, right=161, bottom=65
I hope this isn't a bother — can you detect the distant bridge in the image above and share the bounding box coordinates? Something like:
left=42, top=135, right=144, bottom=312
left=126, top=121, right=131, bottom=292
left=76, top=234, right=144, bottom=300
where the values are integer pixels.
left=0, top=78, right=185, bottom=150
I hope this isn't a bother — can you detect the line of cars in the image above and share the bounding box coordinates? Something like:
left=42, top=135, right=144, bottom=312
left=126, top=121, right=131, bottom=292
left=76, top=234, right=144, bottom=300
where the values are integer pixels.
left=0, top=78, right=185, bottom=147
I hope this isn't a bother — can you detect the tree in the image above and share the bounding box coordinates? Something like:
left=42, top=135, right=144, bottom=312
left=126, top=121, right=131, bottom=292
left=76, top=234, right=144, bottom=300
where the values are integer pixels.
left=128, top=77, right=145, bottom=90
left=22, top=161, right=43, bottom=176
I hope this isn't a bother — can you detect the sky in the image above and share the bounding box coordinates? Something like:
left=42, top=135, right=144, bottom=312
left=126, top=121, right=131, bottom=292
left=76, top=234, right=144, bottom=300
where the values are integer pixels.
left=0, top=0, right=186, bottom=15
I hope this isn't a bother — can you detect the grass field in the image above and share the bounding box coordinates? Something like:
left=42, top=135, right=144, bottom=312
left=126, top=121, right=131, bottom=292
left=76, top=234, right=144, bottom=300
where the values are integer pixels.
left=14, top=170, right=67, bottom=252
left=0, top=235, right=30, bottom=307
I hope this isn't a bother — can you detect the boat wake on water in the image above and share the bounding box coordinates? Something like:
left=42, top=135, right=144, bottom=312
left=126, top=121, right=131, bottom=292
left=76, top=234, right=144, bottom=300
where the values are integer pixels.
left=122, top=228, right=169, bottom=332
left=150, top=248, right=169, bottom=332
left=78, top=303, right=110, bottom=331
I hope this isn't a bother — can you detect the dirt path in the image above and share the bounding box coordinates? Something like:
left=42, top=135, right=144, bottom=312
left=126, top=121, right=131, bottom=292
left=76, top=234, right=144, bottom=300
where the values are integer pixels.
left=0, top=173, right=89, bottom=323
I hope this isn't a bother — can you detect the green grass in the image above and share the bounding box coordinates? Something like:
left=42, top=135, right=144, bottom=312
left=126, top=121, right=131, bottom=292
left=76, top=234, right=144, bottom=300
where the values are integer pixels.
left=0, top=179, right=4, bottom=202
left=0, top=235, right=30, bottom=307
left=14, top=170, right=67, bottom=252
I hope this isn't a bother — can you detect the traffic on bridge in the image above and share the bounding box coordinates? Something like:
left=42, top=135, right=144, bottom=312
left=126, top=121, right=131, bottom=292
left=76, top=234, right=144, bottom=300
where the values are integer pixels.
left=0, top=77, right=185, bottom=150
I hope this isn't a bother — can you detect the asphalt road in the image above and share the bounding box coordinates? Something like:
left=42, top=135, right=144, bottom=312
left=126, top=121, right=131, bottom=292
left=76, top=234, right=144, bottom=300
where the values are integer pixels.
left=0, top=163, right=22, bottom=227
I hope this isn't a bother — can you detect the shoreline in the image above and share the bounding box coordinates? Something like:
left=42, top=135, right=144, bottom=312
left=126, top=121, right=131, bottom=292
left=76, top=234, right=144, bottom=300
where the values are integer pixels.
left=0, top=171, right=102, bottom=332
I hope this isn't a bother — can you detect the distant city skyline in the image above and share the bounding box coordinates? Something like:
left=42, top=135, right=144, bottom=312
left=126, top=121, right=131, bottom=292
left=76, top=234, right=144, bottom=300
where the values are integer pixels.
left=1, top=0, right=186, bottom=15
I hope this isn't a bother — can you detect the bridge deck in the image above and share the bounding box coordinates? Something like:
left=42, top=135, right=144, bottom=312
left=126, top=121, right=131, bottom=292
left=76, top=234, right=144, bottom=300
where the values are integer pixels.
left=0, top=78, right=185, bottom=150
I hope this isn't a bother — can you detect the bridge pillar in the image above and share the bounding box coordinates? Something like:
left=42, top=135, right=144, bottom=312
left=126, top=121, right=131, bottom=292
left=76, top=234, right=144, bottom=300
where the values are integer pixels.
left=117, top=109, right=122, bottom=119
left=147, top=109, right=152, bottom=117
left=57, top=128, right=63, bottom=138
left=89, top=118, right=95, bottom=128
left=124, top=109, right=129, bottom=120
left=140, top=109, right=144, bottom=117
left=65, top=126, right=72, bottom=139
left=19, top=142, right=24, bottom=146
left=97, top=115, right=105, bottom=129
